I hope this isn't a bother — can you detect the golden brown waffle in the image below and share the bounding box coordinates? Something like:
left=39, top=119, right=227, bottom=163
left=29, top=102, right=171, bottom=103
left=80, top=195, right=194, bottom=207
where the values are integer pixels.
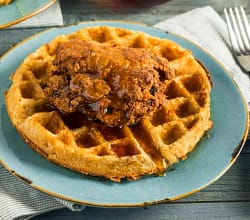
left=0, top=0, right=12, bottom=5
left=5, top=26, right=213, bottom=182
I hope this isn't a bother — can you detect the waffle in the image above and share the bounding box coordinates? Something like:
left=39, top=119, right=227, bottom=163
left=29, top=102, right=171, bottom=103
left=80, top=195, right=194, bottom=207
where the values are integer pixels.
left=0, top=0, right=12, bottom=5
left=5, top=26, right=213, bottom=182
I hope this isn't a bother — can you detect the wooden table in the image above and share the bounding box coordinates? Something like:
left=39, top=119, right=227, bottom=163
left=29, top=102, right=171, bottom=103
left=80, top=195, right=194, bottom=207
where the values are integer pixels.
left=1, top=0, right=250, bottom=219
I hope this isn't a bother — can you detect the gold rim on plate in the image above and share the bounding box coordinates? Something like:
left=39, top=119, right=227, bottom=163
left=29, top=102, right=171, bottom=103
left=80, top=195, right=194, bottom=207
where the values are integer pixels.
left=0, top=0, right=57, bottom=29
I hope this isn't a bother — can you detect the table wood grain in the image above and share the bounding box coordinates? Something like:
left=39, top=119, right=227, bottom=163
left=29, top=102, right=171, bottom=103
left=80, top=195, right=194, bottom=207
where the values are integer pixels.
left=0, top=0, right=250, bottom=219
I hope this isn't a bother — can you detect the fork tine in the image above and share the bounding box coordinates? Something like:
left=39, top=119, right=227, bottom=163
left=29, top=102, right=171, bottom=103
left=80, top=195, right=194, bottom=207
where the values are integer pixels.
left=229, top=7, right=245, bottom=53
left=235, top=7, right=250, bottom=52
left=224, top=7, right=250, bottom=72
left=224, top=8, right=241, bottom=54
left=240, top=6, right=250, bottom=46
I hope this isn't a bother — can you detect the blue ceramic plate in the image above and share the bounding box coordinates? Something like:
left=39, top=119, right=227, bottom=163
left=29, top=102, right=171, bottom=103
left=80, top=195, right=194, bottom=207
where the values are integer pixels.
left=0, top=21, right=249, bottom=207
left=0, top=0, right=56, bottom=29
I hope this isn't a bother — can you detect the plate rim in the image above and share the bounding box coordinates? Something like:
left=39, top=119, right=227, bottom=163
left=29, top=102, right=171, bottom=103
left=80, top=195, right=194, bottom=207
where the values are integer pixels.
left=0, top=0, right=57, bottom=29
left=0, top=20, right=249, bottom=207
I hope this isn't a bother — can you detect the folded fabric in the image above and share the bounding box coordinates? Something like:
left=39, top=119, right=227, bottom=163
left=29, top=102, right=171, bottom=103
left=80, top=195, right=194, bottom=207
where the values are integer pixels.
left=0, top=165, right=85, bottom=220
left=10, top=0, right=63, bottom=29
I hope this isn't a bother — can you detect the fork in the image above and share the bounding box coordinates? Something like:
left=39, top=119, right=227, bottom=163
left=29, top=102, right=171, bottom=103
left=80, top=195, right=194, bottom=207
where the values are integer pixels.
left=224, top=6, right=250, bottom=73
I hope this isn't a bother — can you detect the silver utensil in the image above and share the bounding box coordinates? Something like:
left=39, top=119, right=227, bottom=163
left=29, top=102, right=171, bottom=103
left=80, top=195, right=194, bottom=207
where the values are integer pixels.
left=224, top=6, right=250, bottom=73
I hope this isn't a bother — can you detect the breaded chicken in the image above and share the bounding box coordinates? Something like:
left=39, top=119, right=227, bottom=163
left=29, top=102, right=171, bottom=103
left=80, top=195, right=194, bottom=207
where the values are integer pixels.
left=44, top=39, right=175, bottom=127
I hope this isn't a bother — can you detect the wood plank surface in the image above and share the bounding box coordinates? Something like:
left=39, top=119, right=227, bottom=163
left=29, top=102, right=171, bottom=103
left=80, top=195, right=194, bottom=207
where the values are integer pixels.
left=59, top=0, right=250, bottom=25
left=34, top=202, right=250, bottom=220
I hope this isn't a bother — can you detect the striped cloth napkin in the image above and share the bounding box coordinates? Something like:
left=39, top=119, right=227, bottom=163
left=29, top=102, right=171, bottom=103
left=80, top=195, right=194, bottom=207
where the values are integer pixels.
left=0, top=5, right=249, bottom=220
left=0, top=165, right=85, bottom=220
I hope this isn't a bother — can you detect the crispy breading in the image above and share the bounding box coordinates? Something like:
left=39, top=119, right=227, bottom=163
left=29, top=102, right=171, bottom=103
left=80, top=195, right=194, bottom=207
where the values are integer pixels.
left=44, top=40, right=175, bottom=127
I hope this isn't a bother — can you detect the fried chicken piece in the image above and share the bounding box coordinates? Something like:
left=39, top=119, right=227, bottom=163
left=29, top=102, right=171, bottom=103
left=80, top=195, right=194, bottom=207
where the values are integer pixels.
left=44, top=39, right=175, bottom=127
